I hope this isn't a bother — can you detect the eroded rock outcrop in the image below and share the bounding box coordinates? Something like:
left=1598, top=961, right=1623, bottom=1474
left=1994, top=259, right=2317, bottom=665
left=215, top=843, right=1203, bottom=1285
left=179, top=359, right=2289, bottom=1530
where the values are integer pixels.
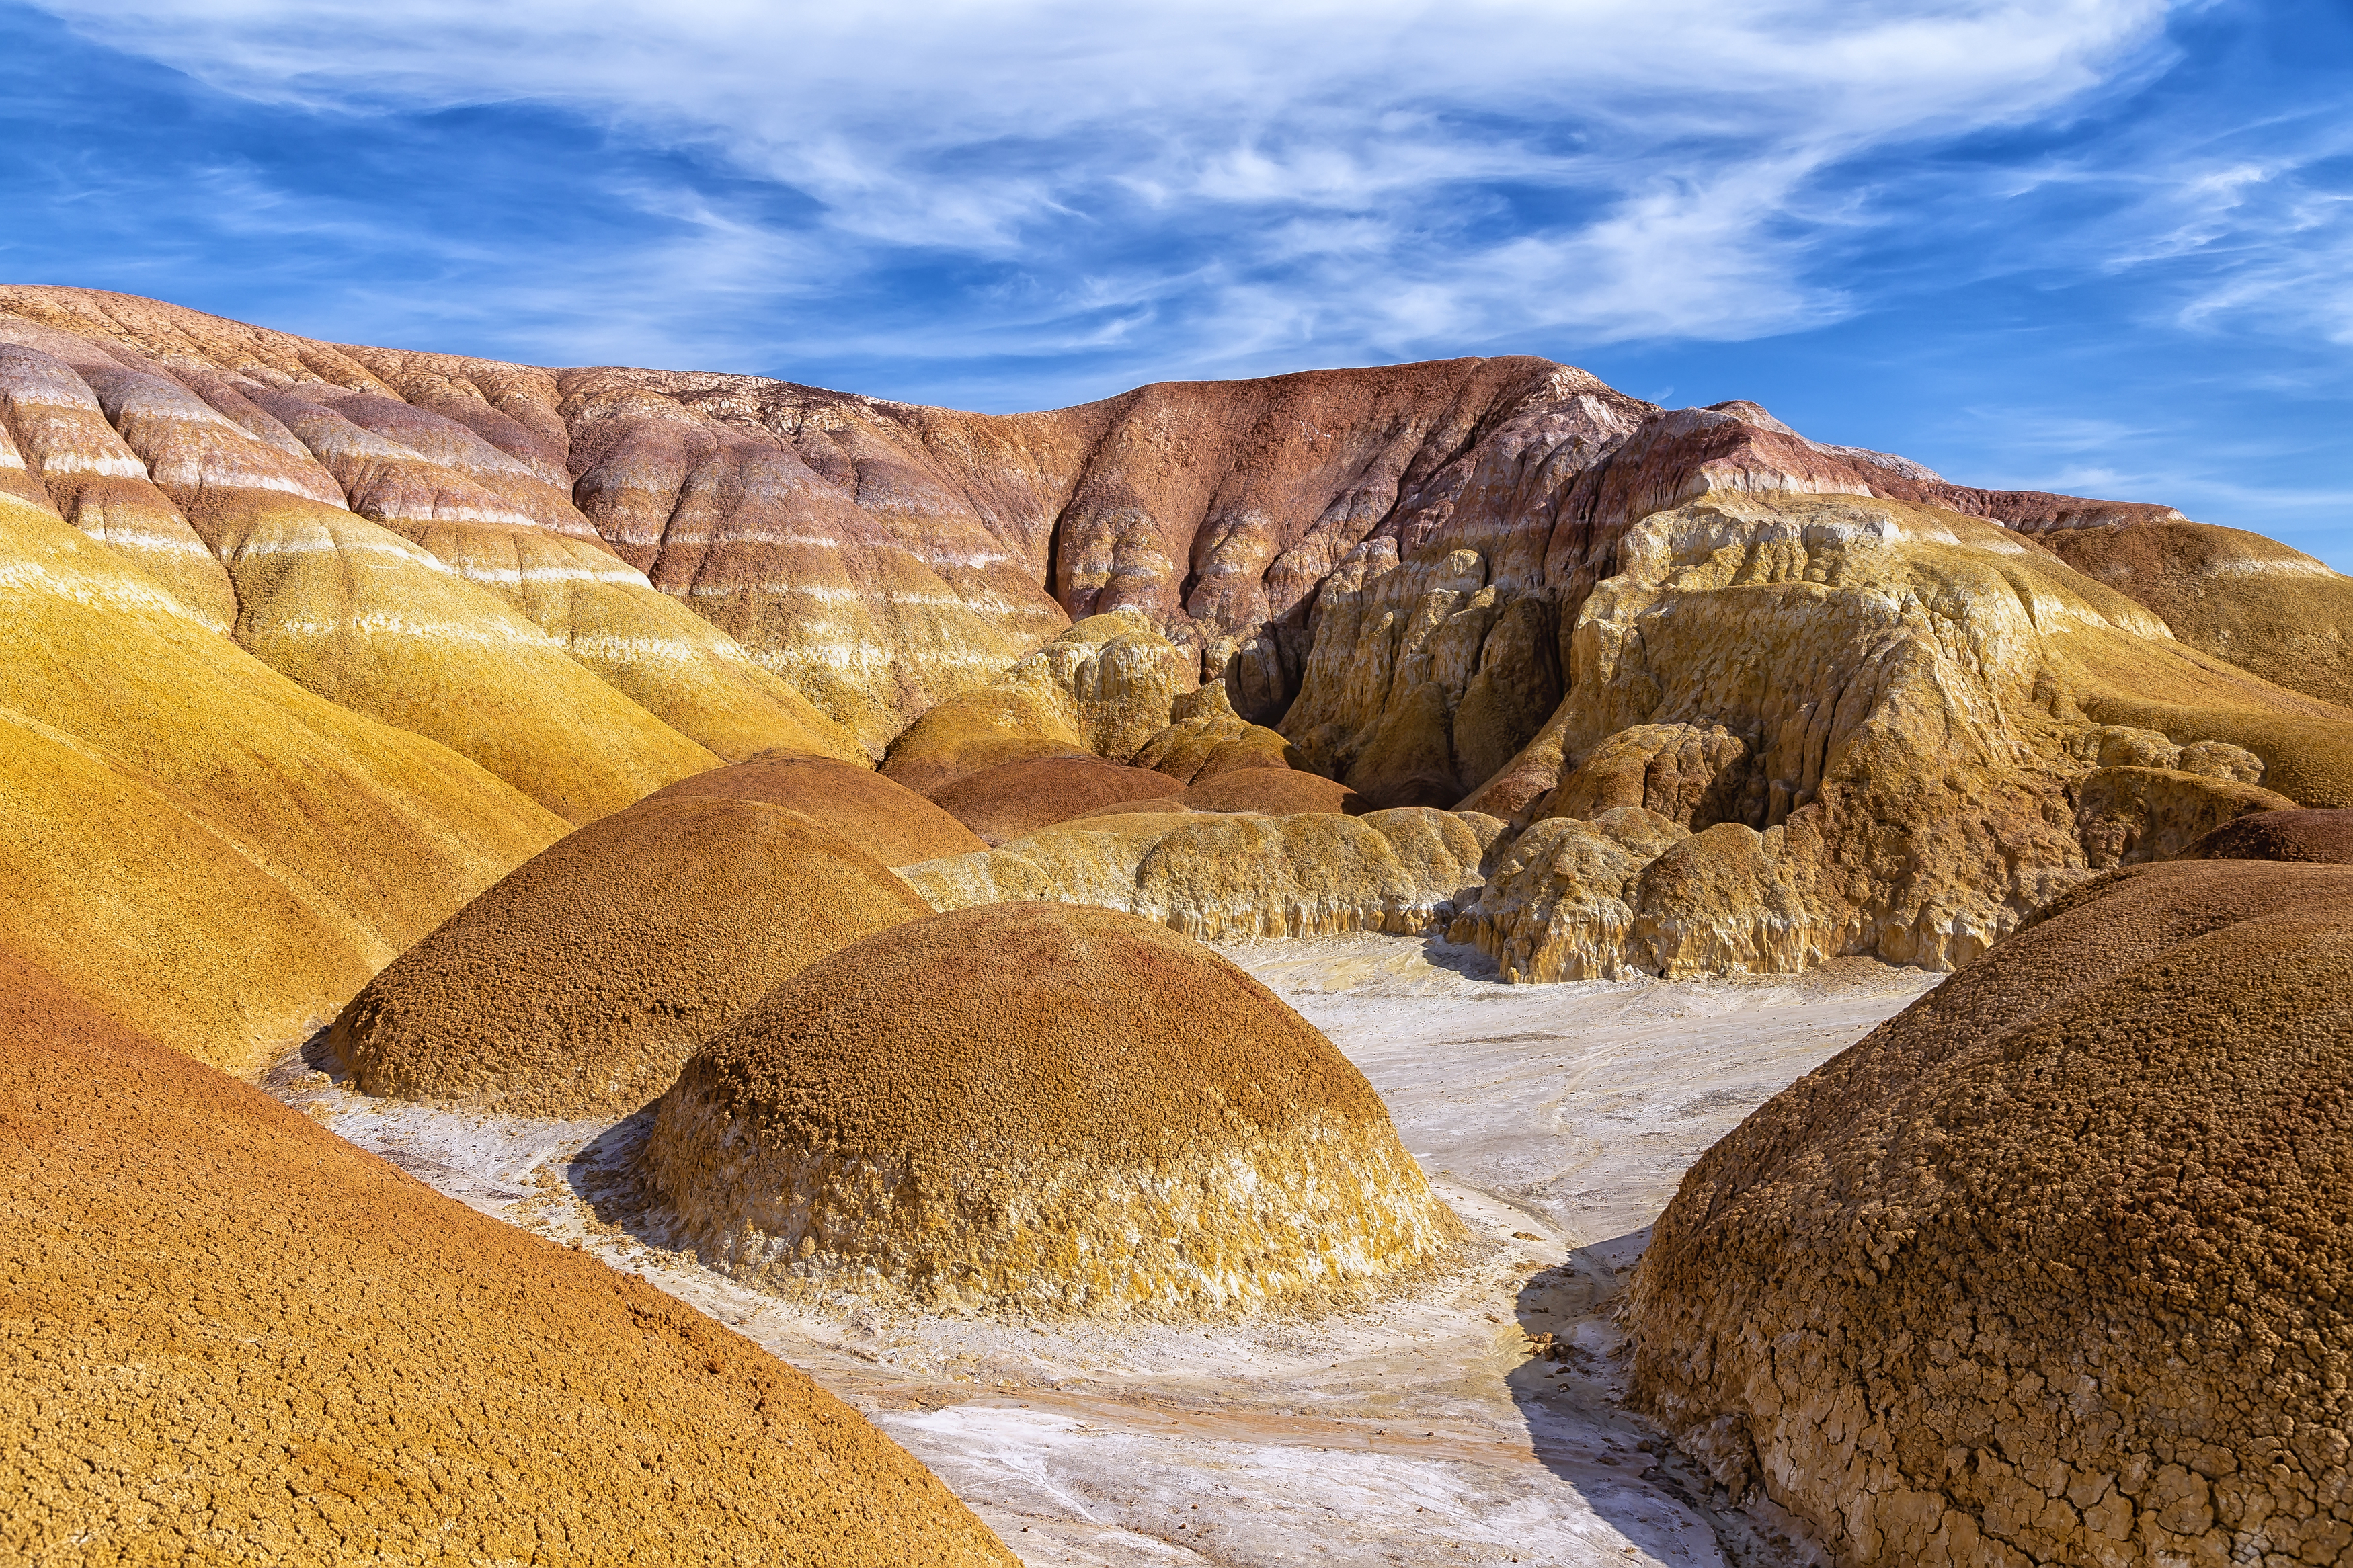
left=900, top=807, right=1500, bottom=940
left=635, top=903, right=1462, bottom=1317
left=333, top=798, right=928, bottom=1118
left=1130, top=682, right=1296, bottom=784
left=3, top=954, right=1012, bottom=1566
left=1447, top=493, right=2353, bottom=976
left=1627, top=858, right=2353, bottom=1568
left=880, top=611, right=1197, bottom=793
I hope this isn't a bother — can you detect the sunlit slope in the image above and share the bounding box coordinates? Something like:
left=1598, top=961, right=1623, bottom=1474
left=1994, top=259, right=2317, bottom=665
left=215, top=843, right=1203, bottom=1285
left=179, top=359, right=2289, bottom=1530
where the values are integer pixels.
left=0, top=300, right=861, bottom=825
left=2034, top=517, right=2353, bottom=714
left=0, top=488, right=564, bottom=1072
left=1, top=956, right=1016, bottom=1567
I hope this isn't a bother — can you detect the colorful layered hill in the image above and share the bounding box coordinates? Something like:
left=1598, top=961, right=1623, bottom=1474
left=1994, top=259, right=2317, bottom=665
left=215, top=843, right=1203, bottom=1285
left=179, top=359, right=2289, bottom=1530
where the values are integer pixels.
left=5, top=284, right=2349, bottom=1071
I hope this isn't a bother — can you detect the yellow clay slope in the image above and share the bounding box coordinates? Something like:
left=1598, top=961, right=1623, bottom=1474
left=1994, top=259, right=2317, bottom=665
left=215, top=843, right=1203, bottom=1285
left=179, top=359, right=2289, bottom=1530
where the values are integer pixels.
left=0, top=488, right=563, bottom=1071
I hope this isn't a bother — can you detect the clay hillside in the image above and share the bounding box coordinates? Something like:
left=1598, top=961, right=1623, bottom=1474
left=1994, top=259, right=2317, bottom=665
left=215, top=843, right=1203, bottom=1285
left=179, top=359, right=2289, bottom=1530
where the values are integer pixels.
left=8, top=280, right=2353, bottom=1565
left=5, top=284, right=2348, bottom=1073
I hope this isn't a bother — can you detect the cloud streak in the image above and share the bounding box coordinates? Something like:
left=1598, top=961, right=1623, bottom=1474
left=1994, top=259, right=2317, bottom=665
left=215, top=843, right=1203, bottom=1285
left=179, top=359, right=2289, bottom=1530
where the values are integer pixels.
left=28, top=0, right=2179, bottom=382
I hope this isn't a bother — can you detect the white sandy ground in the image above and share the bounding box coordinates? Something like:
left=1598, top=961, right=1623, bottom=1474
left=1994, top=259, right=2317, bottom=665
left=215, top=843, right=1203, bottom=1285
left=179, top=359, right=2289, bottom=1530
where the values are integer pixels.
left=259, top=934, right=1938, bottom=1568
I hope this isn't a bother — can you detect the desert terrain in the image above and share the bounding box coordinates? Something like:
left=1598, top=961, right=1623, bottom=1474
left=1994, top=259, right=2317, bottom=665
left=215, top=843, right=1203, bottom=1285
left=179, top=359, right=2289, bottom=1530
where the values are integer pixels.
left=6, top=286, right=2350, bottom=1567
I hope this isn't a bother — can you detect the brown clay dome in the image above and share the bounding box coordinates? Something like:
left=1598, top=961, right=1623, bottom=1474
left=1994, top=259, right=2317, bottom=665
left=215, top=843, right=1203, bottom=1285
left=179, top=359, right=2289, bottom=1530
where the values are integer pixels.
left=332, top=796, right=928, bottom=1118
left=644, top=753, right=987, bottom=865
left=1627, top=858, right=2353, bottom=1565
left=2186, top=806, right=2353, bottom=864
left=635, top=902, right=1462, bottom=1317
left=924, top=754, right=1181, bottom=844
left=1183, top=766, right=1362, bottom=815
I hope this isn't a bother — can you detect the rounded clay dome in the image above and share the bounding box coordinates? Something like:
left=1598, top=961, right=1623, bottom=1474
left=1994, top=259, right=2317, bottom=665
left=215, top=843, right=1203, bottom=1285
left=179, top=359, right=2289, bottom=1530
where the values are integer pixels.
left=635, top=901, right=1462, bottom=1317
left=1628, top=859, right=2353, bottom=1564
left=643, top=754, right=986, bottom=866
left=333, top=796, right=929, bottom=1118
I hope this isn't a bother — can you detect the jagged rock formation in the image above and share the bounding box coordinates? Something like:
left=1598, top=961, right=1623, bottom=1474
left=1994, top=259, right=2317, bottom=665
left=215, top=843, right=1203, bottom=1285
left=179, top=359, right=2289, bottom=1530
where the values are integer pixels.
left=1, top=952, right=1012, bottom=1567
left=0, top=463, right=562, bottom=1072
left=333, top=798, right=928, bottom=1118
left=1626, top=858, right=2353, bottom=1567
left=1447, top=494, right=2353, bottom=975
left=926, top=755, right=1183, bottom=845
left=900, top=807, right=1501, bottom=940
left=7, top=282, right=2348, bottom=1007
left=635, top=903, right=1462, bottom=1316
left=642, top=753, right=987, bottom=865
left=2189, top=807, right=2353, bottom=864
left=1444, top=806, right=1691, bottom=983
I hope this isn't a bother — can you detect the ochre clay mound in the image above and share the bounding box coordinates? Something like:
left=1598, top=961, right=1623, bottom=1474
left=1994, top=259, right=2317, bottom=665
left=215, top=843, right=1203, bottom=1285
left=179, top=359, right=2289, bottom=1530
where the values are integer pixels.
left=1183, top=766, right=1362, bottom=815
left=645, top=753, right=986, bottom=865
left=636, top=903, right=1463, bottom=1317
left=0, top=484, right=563, bottom=1073
left=0, top=952, right=1013, bottom=1567
left=2187, top=806, right=2353, bottom=864
left=879, top=613, right=1196, bottom=794
left=1627, top=858, right=2353, bottom=1566
left=2033, top=517, right=2353, bottom=712
left=333, top=798, right=928, bottom=1118
left=1060, top=797, right=1191, bottom=823
left=925, top=754, right=1183, bottom=845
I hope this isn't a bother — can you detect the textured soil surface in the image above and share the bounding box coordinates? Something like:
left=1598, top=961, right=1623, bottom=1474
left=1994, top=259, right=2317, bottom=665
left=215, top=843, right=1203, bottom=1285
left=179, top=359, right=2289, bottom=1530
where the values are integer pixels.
left=638, top=904, right=1462, bottom=1316
left=1183, top=766, right=1363, bottom=815
left=0, top=951, right=1014, bottom=1567
left=643, top=752, right=988, bottom=864
left=279, top=930, right=1936, bottom=1567
left=2038, top=518, right=2353, bottom=712
left=332, top=795, right=928, bottom=1118
left=2187, top=805, right=2353, bottom=864
left=1628, top=860, right=2353, bottom=1567
left=926, top=755, right=1194, bottom=843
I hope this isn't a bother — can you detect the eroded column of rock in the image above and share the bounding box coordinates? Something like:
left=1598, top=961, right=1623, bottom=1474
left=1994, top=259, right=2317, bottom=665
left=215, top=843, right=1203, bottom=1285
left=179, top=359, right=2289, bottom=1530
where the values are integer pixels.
left=1626, top=859, right=2353, bottom=1568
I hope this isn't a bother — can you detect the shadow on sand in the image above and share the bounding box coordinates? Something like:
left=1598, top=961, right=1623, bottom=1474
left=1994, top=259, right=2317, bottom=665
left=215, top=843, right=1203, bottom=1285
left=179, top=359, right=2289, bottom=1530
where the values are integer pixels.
left=1503, top=1226, right=1812, bottom=1567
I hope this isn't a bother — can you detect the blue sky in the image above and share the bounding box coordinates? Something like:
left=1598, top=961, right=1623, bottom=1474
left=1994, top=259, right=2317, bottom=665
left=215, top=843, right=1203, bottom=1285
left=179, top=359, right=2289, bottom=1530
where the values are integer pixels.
left=3, top=0, right=2348, bottom=567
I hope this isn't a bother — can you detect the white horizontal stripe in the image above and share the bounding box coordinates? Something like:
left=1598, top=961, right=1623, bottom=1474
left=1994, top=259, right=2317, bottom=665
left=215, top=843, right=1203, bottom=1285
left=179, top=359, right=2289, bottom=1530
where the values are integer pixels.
left=95, top=530, right=216, bottom=558
left=34, top=451, right=149, bottom=479
left=233, top=535, right=454, bottom=571
left=454, top=563, right=654, bottom=586
left=0, top=558, right=210, bottom=622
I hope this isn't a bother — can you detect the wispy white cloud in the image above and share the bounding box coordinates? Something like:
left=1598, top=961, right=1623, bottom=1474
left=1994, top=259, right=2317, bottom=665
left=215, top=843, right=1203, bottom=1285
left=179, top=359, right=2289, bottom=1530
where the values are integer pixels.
left=30, top=0, right=2178, bottom=382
